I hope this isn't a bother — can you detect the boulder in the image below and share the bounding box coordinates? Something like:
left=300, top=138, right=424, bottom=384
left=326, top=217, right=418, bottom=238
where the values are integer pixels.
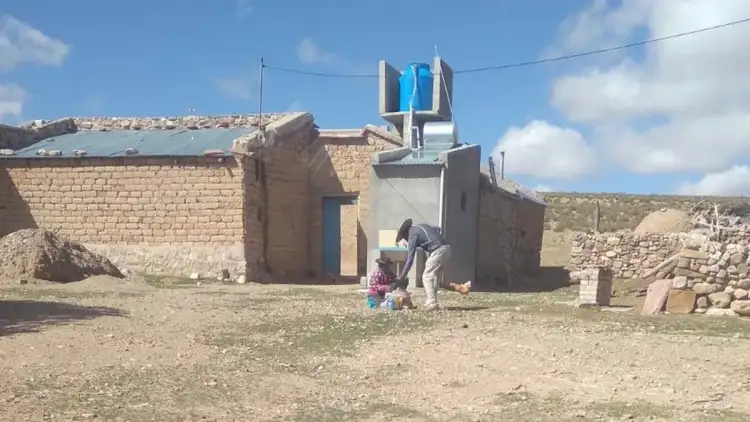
left=672, top=276, right=688, bottom=290
left=708, top=292, right=732, bottom=309
left=731, top=300, right=750, bottom=317
left=705, top=307, right=736, bottom=317
left=693, top=283, right=723, bottom=295
left=734, top=288, right=749, bottom=300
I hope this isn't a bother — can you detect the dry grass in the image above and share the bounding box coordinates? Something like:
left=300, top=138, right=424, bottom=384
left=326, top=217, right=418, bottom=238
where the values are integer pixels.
left=542, top=193, right=750, bottom=232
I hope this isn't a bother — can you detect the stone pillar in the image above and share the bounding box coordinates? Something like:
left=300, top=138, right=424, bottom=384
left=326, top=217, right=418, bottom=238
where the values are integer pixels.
left=578, top=267, right=613, bottom=307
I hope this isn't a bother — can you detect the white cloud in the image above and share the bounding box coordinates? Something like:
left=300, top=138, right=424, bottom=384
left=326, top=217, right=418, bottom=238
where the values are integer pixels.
left=214, top=76, right=253, bottom=100
left=297, top=38, right=337, bottom=65
left=532, top=184, right=554, bottom=193
left=0, top=16, right=69, bottom=71
left=0, top=84, right=27, bottom=121
left=491, top=120, right=596, bottom=179
left=549, top=0, right=750, bottom=175
left=677, top=166, right=750, bottom=196
left=236, top=0, right=253, bottom=20
left=555, top=0, right=650, bottom=55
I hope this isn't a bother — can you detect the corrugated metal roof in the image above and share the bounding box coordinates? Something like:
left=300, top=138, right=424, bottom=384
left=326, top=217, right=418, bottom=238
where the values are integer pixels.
left=477, top=165, right=547, bottom=206
left=376, top=148, right=444, bottom=166
left=8, top=128, right=256, bottom=158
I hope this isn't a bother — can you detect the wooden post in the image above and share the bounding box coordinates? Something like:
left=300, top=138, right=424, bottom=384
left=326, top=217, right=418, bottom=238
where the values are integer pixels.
left=594, top=200, right=601, bottom=233
left=258, top=57, right=265, bottom=133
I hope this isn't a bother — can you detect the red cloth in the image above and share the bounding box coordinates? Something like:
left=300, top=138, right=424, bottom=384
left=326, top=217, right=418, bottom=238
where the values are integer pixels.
left=368, top=268, right=396, bottom=297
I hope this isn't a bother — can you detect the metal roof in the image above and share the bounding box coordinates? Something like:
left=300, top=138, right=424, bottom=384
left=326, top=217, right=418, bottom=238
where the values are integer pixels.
left=8, top=128, right=256, bottom=158
left=375, top=148, right=444, bottom=166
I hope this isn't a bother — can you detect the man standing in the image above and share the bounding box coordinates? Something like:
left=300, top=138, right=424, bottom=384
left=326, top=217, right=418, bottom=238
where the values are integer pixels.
left=395, top=218, right=471, bottom=311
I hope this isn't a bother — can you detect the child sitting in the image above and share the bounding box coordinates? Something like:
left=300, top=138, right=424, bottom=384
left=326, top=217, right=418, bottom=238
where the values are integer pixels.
left=368, top=257, right=397, bottom=299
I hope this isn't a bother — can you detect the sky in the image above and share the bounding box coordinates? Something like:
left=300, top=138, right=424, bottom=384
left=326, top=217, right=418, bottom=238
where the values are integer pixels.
left=1, top=0, right=750, bottom=196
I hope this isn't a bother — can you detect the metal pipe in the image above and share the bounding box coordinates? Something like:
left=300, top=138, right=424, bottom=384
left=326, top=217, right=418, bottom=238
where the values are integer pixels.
left=500, top=151, right=505, bottom=180
left=438, top=166, right=446, bottom=231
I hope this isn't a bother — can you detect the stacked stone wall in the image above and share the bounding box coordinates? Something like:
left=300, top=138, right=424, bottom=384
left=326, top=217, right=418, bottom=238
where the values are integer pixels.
left=571, top=231, right=750, bottom=315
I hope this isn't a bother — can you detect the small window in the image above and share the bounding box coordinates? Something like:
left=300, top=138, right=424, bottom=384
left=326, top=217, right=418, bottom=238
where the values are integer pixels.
left=460, top=191, right=467, bottom=211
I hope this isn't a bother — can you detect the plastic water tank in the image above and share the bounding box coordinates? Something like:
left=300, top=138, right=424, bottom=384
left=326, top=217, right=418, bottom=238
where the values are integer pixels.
left=399, top=63, right=434, bottom=112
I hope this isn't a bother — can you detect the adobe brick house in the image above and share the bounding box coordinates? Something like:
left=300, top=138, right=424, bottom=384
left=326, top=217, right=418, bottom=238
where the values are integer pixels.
left=308, top=126, right=402, bottom=277
left=0, top=113, right=544, bottom=285
left=0, top=113, right=317, bottom=280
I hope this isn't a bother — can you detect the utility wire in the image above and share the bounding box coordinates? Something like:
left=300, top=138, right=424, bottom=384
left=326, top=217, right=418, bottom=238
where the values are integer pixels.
left=262, top=65, right=377, bottom=78
left=263, top=17, right=750, bottom=78
left=456, top=16, right=750, bottom=74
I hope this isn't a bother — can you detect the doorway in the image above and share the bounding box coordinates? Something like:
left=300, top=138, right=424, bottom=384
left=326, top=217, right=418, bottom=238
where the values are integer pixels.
left=322, top=195, right=358, bottom=276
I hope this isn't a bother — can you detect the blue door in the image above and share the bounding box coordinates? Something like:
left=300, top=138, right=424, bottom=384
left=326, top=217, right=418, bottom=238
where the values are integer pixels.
left=322, top=197, right=342, bottom=275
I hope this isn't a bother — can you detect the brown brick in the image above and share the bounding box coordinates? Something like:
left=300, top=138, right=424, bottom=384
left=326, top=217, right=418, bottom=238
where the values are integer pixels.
left=0, top=157, right=246, bottom=245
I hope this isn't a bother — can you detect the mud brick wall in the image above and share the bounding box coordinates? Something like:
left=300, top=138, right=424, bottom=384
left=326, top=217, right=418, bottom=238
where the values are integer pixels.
left=264, top=128, right=312, bottom=279
left=476, top=178, right=545, bottom=290
left=476, top=181, right=515, bottom=288
left=0, top=157, right=248, bottom=278
left=516, top=197, right=545, bottom=272
left=308, top=128, right=401, bottom=277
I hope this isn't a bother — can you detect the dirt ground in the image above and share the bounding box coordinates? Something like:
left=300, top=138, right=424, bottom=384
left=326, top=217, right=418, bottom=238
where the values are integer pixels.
left=2, top=233, right=750, bottom=421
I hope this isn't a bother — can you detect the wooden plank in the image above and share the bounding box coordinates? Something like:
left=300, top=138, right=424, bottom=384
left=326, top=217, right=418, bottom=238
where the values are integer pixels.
left=340, top=202, right=358, bottom=276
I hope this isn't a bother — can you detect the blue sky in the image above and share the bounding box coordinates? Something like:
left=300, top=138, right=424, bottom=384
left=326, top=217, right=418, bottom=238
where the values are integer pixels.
left=2, top=0, right=750, bottom=196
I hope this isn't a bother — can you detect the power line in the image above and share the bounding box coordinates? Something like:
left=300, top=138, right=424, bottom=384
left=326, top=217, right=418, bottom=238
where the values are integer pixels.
left=263, top=17, right=750, bottom=78
left=456, top=17, right=750, bottom=74
left=263, top=64, right=377, bottom=78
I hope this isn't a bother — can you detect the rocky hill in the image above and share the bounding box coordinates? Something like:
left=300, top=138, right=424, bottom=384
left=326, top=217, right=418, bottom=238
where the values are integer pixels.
left=540, top=192, right=750, bottom=232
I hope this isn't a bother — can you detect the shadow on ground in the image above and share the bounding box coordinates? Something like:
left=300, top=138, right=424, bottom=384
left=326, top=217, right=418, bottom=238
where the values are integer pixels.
left=257, top=275, right=362, bottom=286
left=441, top=305, right=493, bottom=312
left=475, top=266, right=572, bottom=293
left=0, top=300, right=126, bottom=336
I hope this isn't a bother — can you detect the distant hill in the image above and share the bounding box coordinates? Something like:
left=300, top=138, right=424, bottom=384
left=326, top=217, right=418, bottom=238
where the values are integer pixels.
left=539, top=192, right=750, bottom=232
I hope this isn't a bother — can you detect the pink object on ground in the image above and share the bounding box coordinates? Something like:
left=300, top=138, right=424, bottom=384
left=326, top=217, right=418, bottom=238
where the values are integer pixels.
left=641, top=279, right=673, bottom=316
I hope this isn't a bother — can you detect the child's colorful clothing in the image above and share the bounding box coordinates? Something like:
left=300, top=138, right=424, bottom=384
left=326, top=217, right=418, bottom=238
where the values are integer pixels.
left=368, top=268, right=396, bottom=298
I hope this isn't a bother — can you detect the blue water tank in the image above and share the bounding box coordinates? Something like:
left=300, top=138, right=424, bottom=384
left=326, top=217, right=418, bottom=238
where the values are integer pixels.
left=399, top=63, right=434, bottom=112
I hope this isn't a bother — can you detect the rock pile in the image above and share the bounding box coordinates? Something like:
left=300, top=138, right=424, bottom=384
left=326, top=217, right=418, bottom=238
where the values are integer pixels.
left=666, top=242, right=750, bottom=315
left=0, top=229, right=123, bottom=283
left=571, top=230, right=750, bottom=316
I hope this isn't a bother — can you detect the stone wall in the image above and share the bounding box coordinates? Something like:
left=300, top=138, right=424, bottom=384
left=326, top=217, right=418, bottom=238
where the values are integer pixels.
left=0, top=156, right=248, bottom=278
left=70, top=115, right=282, bottom=131
left=0, top=114, right=287, bottom=152
left=569, top=231, right=750, bottom=315
left=308, top=127, right=402, bottom=277
left=570, top=232, right=682, bottom=279
left=542, top=192, right=750, bottom=232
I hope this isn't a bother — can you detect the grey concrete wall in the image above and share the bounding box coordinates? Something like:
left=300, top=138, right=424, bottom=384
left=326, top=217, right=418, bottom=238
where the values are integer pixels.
left=366, top=164, right=442, bottom=275
left=441, top=144, right=481, bottom=284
